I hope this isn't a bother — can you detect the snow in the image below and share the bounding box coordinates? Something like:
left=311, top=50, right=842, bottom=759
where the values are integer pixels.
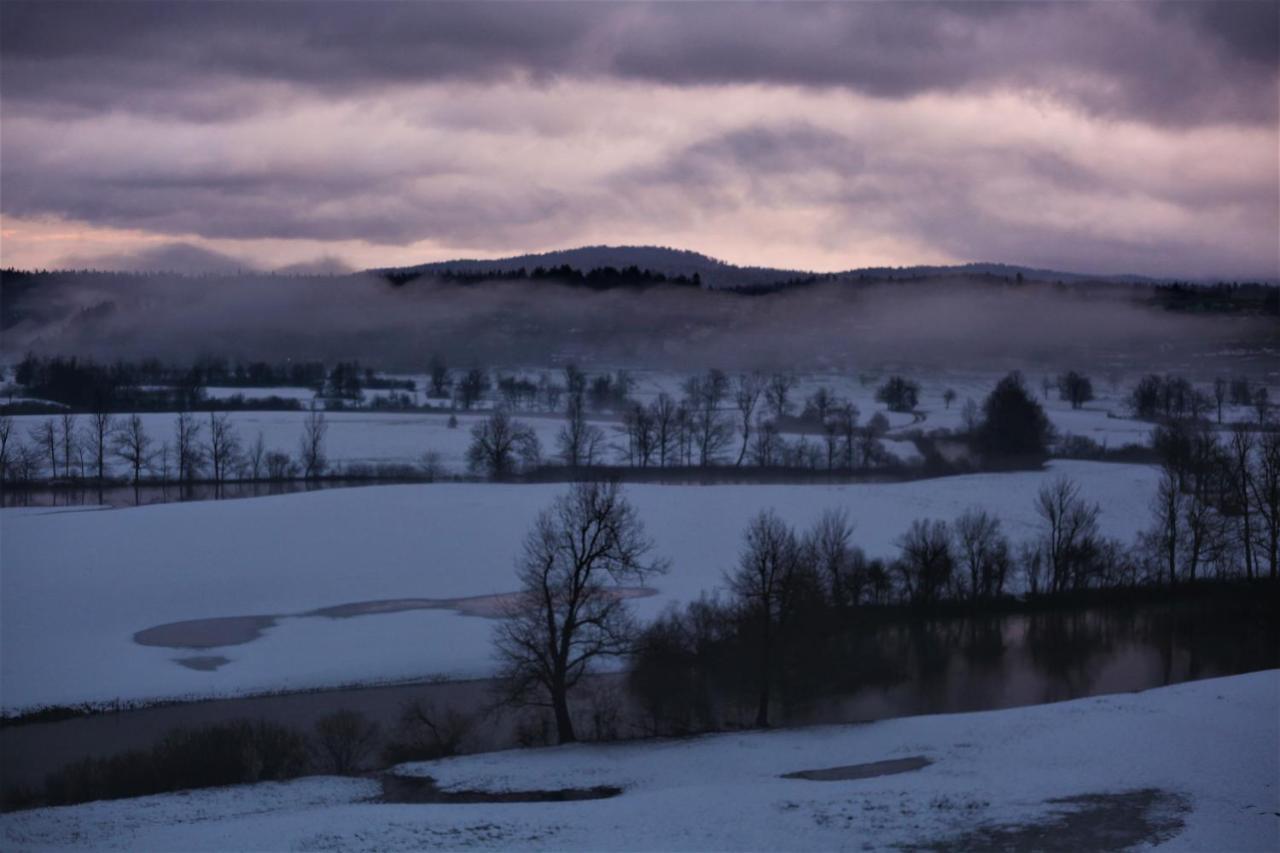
left=3, top=671, right=1275, bottom=851
left=5, top=410, right=572, bottom=478
left=202, top=386, right=317, bottom=403
left=1, top=461, right=1161, bottom=713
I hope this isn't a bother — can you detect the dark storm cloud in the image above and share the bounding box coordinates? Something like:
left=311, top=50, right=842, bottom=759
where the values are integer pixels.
left=2, top=1, right=1275, bottom=126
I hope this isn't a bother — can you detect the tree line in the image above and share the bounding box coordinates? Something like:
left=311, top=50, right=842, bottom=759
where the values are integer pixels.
left=493, top=456, right=1278, bottom=745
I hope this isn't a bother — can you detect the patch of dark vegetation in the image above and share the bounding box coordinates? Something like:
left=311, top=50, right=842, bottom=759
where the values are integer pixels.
left=783, top=756, right=932, bottom=781
left=29, top=720, right=308, bottom=809
left=379, top=773, right=623, bottom=804
left=905, top=787, right=1190, bottom=852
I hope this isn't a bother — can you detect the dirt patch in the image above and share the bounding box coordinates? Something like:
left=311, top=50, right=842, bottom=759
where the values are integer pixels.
left=379, top=773, right=623, bottom=804
left=784, top=755, right=933, bottom=781
left=134, top=588, right=658, bottom=656
left=173, top=655, right=231, bottom=672
left=907, top=788, right=1190, bottom=852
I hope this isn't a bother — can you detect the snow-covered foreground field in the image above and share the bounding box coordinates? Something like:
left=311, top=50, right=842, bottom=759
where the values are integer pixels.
left=1, top=461, right=1160, bottom=713
left=3, top=672, right=1275, bottom=852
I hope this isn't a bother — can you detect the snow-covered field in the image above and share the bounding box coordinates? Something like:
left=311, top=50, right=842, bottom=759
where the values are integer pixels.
left=6, top=410, right=570, bottom=478
left=3, top=671, right=1275, bottom=851
left=6, top=367, right=1194, bottom=481
left=0, top=461, right=1160, bottom=713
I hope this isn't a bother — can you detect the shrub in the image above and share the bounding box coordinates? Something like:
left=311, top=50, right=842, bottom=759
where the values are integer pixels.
left=875, top=376, right=920, bottom=413
left=313, top=710, right=380, bottom=775
left=41, top=720, right=309, bottom=806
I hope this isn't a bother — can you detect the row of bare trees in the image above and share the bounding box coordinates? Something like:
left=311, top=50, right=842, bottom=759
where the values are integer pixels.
left=0, top=410, right=329, bottom=486
left=1143, top=421, right=1280, bottom=583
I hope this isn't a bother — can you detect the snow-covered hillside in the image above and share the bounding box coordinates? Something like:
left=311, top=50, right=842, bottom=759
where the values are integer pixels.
left=3, top=672, right=1275, bottom=851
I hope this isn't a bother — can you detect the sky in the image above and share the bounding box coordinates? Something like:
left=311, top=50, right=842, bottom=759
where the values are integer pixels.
left=1, top=1, right=1277, bottom=279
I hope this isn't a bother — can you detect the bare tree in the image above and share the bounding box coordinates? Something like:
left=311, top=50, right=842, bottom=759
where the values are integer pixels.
left=1146, top=470, right=1182, bottom=587
left=749, top=418, right=782, bottom=467
left=174, top=411, right=203, bottom=482
left=469, top=408, right=540, bottom=479
left=942, top=388, right=957, bottom=409
left=558, top=396, right=605, bottom=468
left=428, top=354, right=451, bottom=398
left=113, top=414, right=153, bottom=485
left=1250, top=431, right=1280, bottom=579
left=895, top=518, right=954, bottom=605
left=683, top=370, right=732, bottom=466
left=206, top=411, right=241, bottom=484
left=83, top=411, right=114, bottom=481
left=764, top=373, right=797, bottom=421
left=1254, top=387, right=1271, bottom=426
left=1035, top=477, right=1101, bottom=593
left=58, top=412, right=78, bottom=478
left=1227, top=424, right=1257, bottom=579
left=1213, top=377, right=1227, bottom=424
left=266, top=450, right=297, bottom=479
left=1056, top=371, right=1094, bottom=409
left=953, top=508, right=1009, bottom=601
left=621, top=402, right=656, bottom=467
left=727, top=510, right=803, bottom=727
left=246, top=431, right=267, bottom=480
left=312, top=711, right=380, bottom=775
left=453, top=367, right=489, bottom=410
left=299, top=409, right=328, bottom=478
left=805, top=508, right=858, bottom=607
left=831, top=402, right=860, bottom=469
left=805, top=386, right=836, bottom=424
left=29, top=419, right=57, bottom=479
left=732, top=372, right=766, bottom=466
left=650, top=393, right=678, bottom=467
left=0, top=415, right=14, bottom=483
left=494, top=481, right=666, bottom=743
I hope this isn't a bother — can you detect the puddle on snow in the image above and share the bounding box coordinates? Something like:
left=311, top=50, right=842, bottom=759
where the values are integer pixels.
left=174, top=655, right=232, bottom=672
left=782, top=755, right=933, bottom=781
left=134, top=588, right=658, bottom=662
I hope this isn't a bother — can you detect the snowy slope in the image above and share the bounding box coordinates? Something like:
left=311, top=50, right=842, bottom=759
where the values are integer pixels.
left=2, top=671, right=1275, bottom=851
left=1, top=461, right=1160, bottom=712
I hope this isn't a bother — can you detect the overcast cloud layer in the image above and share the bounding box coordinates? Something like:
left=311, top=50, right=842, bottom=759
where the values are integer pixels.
left=1, top=1, right=1277, bottom=278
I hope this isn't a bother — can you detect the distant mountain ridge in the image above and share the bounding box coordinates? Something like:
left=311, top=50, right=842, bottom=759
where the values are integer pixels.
left=372, top=244, right=1255, bottom=289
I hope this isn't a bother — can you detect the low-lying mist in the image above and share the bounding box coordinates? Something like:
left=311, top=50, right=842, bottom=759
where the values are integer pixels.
left=2, top=270, right=1273, bottom=376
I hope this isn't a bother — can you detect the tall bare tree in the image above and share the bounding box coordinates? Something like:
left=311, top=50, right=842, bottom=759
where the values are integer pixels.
left=733, top=372, right=766, bottom=466
left=621, top=402, right=656, bottom=468
left=29, top=419, right=57, bottom=479
left=557, top=396, right=605, bottom=468
left=174, top=411, right=203, bottom=482
left=650, top=393, right=678, bottom=467
left=299, top=409, right=328, bottom=478
left=206, top=411, right=241, bottom=484
left=58, top=412, right=78, bottom=479
left=1250, top=431, right=1280, bottom=579
left=246, top=430, right=267, bottom=480
left=83, top=410, right=114, bottom=481
left=953, top=508, right=1008, bottom=602
left=494, top=481, right=666, bottom=743
left=764, top=373, right=796, bottom=421
left=469, top=408, right=540, bottom=479
left=727, top=510, right=803, bottom=727
left=0, top=414, right=14, bottom=483
left=683, top=370, right=732, bottom=466
left=1227, top=425, right=1257, bottom=579
left=1035, top=477, right=1101, bottom=593
left=113, top=414, right=153, bottom=485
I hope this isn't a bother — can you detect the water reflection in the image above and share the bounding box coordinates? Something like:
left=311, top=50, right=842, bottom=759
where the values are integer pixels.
left=634, top=599, right=1278, bottom=733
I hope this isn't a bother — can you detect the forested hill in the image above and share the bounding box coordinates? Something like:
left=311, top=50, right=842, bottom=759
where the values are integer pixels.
left=371, top=245, right=817, bottom=291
